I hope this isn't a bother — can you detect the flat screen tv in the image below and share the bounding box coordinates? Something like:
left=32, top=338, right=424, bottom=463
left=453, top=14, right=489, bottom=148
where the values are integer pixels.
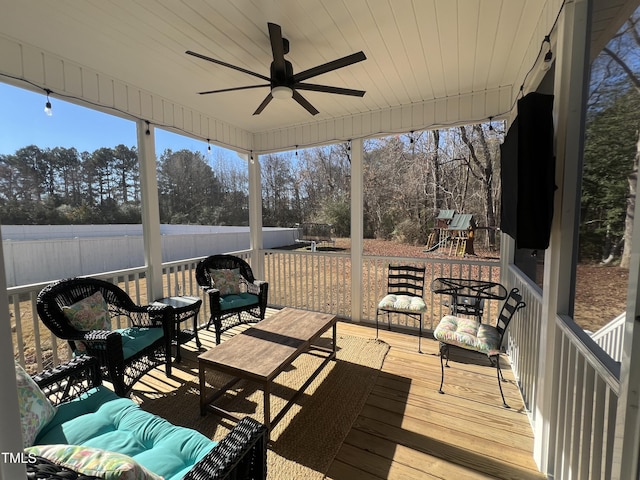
left=500, top=92, right=555, bottom=250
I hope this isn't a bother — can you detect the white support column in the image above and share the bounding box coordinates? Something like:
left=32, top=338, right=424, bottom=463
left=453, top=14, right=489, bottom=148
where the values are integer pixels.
left=247, top=152, right=264, bottom=279
left=137, top=120, right=163, bottom=300
left=350, top=139, right=364, bottom=322
left=613, top=144, right=640, bottom=476
left=0, top=225, right=26, bottom=479
left=533, top=0, right=591, bottom=473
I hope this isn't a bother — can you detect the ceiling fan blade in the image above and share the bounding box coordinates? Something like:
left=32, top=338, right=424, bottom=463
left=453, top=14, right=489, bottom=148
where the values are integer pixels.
left=294, top=83, right=366, bottom=97
left=253, top=93, right=274, bottom=115
left=186, top=50, right=270, bottom=82
left=199, top=84, right=270, bottom=95
left=268, top=23, right=286, bottom=75
left=293, top=51, right=367, bottom=83
left=292, top=90, right=319, bottom=115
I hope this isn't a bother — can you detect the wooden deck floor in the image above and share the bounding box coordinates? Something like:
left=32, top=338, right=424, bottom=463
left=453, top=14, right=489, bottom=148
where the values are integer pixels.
left=137, top=309, right=545, bottom=480
left=330, top=321, right=544, bottom=480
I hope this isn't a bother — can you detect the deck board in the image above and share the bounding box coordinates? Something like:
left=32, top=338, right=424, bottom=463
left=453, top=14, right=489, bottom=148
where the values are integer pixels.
left=334, top=321, right=544, bottom=480
left=135, top=309, right=544, bottom=480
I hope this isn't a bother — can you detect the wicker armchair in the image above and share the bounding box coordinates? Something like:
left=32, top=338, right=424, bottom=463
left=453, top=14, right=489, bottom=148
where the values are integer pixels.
left=36, top=277, right=172, bottom=397
left=196, top=254, right=269, bottom=344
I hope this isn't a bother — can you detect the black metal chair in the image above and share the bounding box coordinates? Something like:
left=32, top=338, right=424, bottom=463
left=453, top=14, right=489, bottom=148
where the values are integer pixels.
left=195, top=254, right=269, bottom=344
left=36, top=277, right=172, bottom=397
left=433, top=288, right=526, bottom=407
left=375, top=264, right=427, bottom=352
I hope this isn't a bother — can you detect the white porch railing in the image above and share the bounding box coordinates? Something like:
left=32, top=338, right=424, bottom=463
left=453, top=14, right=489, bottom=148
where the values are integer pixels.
left=589, top=313, right=625, bottom=362
left=9, top=251, right=253, bottom=373
left=11, top=249, right=500, bottom=371
left=8, top=249, right=625, bottom=478
left=506, top=265, right=621, bottom=479
left=263, top=249, right=501, bottom=330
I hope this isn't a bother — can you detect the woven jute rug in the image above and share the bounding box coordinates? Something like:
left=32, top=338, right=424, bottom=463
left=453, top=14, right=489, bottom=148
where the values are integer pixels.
left=140, top=334, right=389, bottom=479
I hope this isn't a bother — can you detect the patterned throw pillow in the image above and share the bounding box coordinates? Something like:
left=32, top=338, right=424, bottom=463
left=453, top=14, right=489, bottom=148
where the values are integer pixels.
left=208, top=269, right=242, bottom=296
left=62, top=291, right=111, bottom=352
left=15, top=361, right=57, bottom=447
left=25, top=445, right=164, bottom=480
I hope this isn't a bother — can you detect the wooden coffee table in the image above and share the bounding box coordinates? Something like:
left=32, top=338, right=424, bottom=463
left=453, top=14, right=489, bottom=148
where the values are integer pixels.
left=198, top=307, right=337, bottom=434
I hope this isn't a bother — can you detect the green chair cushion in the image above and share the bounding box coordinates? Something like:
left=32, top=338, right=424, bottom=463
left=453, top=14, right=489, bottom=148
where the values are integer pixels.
left=114, top=327, right=164, bottom=360
left=219, top=292, right=259, bottom=311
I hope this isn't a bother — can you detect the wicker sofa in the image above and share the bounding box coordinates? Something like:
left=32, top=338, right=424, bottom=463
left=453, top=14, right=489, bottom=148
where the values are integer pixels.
left=23, top=356, right=267, bottom=480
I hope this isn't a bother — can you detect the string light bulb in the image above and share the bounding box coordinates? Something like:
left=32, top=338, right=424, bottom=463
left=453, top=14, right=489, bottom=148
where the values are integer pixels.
left=487, top=117, right=497, bottom=139
left=44, top=89, right=53, bottom=116
left=145, top=121, right=151, bottom=135
left=409, top=131, right=414, bottom=144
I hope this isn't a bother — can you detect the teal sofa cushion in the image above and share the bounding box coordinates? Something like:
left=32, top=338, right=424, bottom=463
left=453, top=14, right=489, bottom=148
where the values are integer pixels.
left=34, top=386, right=216, bottom=480
left=114, top=327, right=164, bottom=360
left=220, top=292, right=258, bottom=311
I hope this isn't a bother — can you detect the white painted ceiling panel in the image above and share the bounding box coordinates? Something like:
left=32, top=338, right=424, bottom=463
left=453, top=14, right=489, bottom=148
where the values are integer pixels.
left=0, top=0, right=637, bottom=146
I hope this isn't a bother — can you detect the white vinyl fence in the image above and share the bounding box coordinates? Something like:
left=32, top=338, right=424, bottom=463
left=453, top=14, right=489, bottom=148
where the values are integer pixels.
left=3, top=225, right=298, bottom=287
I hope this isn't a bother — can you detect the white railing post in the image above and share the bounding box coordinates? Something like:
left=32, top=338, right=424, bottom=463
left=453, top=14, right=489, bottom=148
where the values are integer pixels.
left=247, top=152, right=265, bottom=279
left=350, top=139, right=364, bottom=322
left=137, top=120, right=163, bottom=300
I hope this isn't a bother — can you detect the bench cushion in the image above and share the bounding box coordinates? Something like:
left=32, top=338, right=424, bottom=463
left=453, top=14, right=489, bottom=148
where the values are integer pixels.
left=35, top=386, right=216, bottom=480
left=378, top=294, right=426, bottom=312
left=434, top=315, right=501, bottom=355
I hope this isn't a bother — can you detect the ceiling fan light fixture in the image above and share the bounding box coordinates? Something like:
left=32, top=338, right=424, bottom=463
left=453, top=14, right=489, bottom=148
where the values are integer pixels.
left=272, top=85, right=293, bottom=99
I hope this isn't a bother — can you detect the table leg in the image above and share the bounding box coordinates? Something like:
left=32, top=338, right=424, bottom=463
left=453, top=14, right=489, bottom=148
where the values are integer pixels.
left=175, top=320, right=182, bottom=363
left=199, top=362, right=206, bottom=416
left=193, top=314, right=202, bottom=348
left=264, top=382, right=271, bottom=432
left=332, top=322, right=337, bottom=354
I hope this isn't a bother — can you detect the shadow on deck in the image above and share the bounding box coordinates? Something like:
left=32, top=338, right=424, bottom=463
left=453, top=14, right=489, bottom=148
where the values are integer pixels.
left=130, top=308, right=544, bottom=480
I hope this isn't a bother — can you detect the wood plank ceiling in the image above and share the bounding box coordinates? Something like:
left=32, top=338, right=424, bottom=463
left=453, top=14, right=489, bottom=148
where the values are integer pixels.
left=0, top=0, right=637, bottom=153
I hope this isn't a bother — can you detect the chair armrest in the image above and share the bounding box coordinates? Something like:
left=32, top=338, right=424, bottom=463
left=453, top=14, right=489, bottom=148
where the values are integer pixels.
left=32, top=356, right=102, bottom=407
left=119, top=303, right=171, bottom=330
left=202, top=286, right=222, bottom=309
left=184, top=417, right=267, bottom=480
left=201, top=285, right=221, bottom=296
left=247, top=280, right=267, bottom=296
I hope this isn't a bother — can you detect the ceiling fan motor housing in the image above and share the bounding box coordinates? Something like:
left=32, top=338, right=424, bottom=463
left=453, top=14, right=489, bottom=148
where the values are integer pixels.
left=270, top=60, right=294, bottom=89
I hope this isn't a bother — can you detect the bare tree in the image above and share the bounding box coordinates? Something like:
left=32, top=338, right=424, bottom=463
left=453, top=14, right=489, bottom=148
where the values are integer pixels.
left=458, top=125, right=500, bottom=246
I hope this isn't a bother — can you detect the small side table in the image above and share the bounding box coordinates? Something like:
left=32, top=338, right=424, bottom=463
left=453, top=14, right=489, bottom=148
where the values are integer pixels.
left=153, top=296, right=202, bottom=363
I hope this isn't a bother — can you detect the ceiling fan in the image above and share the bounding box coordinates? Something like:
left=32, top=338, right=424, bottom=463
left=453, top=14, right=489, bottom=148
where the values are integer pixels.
left=186, top=22, right=366, bottom=116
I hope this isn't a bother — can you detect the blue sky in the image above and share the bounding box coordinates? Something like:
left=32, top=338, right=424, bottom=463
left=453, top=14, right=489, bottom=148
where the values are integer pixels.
left=0, top=82, right=228, bottom=158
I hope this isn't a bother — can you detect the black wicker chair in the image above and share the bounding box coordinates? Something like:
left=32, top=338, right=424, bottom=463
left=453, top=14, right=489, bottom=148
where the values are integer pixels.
left=27, top=356, right=268, bottom=480
left=36, top=277, right=173, bottom=397
left=196, top=255, right=269, bottom=344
